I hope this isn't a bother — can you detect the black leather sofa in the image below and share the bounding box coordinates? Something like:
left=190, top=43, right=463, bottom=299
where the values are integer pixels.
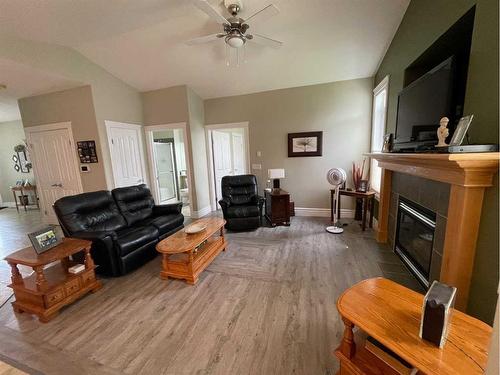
left=218, top=175, right=264, bottom=231
left=54, top=184, right=183, bottom=276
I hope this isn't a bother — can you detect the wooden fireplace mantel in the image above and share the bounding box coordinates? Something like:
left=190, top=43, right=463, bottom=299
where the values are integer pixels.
left=366, top=152, right=499, bottom=311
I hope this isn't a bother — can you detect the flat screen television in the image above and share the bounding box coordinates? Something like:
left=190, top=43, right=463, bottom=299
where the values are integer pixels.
left=394, top=56, right=456, bottom=151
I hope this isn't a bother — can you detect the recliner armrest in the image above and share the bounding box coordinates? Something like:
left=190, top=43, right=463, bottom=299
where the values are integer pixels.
left=153, top=202, right=183, bottom=215
left=218, top=197, right=231, bottom=211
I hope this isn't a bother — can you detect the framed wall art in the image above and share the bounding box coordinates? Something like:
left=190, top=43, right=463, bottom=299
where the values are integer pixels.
left=287, top=131, right=323, bottom=157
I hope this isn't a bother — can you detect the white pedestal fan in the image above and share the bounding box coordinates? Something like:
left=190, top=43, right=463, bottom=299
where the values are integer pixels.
left=326, top=168, right=347, bottom=234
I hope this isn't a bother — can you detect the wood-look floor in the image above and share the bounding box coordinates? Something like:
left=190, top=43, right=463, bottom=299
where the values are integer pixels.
left=0, top=213, right=418, bottom=375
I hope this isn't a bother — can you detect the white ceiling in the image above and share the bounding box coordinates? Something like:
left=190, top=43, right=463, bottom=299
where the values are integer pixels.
left=0, top=0, right=409, bottom=98
left=0, top=58, right=82, bottom=122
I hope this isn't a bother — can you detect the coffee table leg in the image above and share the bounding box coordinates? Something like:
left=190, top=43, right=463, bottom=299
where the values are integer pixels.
left=160, top=254, right=170, bottom=280
left=220, top=227, right=226, bottom=251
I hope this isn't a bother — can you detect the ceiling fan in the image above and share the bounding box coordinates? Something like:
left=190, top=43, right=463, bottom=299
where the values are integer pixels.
left=186, top=0, right=283, bottom=50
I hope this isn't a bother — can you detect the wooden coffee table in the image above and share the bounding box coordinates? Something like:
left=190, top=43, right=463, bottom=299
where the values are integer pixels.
left=156, top=217, right=227, bottom=284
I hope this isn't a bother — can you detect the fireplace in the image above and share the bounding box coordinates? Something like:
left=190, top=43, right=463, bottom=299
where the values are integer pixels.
left=395, top=197, right=436, bottom=288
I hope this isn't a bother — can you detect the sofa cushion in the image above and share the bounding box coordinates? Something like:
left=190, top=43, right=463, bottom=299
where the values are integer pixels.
left=115, top=226, right=158, bottom=257
left=54, top=191, right=127, bottom=234
left=225, top=204, right=260, bottom=218
left=112, top=184, right=155, bottom=226
left=138, top=214, right=184, bottom=236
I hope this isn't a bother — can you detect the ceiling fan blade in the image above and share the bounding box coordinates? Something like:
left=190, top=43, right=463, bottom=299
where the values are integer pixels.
left=243, top=4, right=279, bottom=24
left=185, top=33, right=224, bottom=45
left=247, top=33, right=283, bottom=49
left=192, top=0, right=230, bottom=24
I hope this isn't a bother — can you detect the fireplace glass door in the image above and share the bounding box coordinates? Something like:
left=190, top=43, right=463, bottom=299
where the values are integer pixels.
left=395, top=198, right=436, bottom=288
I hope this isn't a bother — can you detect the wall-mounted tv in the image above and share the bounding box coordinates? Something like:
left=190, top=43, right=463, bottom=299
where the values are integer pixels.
left=394, top=56, right=456, bottom=151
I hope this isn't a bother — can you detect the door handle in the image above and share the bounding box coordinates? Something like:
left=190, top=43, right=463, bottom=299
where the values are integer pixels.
left=51, top=183, right=63, bottom=188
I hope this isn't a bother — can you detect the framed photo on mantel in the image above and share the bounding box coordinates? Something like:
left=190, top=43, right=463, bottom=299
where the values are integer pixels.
left=288, top=131, right=323, bottom=157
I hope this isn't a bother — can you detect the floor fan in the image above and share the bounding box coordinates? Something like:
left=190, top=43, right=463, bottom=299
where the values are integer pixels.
left=326, top=168, right=347, bottom=234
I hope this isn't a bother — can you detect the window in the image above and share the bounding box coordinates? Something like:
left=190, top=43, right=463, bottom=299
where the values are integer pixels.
left=370, top=76, right=389, bottom=193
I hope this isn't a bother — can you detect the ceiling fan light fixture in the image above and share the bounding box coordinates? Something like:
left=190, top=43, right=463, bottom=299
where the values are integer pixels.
left=225, top=34, right=245, bottom=48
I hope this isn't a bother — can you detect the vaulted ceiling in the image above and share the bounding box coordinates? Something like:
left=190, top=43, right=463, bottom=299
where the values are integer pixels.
left=0, top=0, right=409, bottom=104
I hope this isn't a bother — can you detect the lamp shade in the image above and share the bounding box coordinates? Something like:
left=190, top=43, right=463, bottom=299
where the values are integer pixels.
left=268, top=168, right=285, bottom=179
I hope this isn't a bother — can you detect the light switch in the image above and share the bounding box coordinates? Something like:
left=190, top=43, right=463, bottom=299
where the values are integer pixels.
left=252, top=164, right=262, bottom=170
left=257, top=151, right=262, bottom=157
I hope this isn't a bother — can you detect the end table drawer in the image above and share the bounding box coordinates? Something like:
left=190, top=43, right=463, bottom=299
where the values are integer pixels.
left=81, top=270, right=95, bottom=285
left=45, top=289, right=64, bottom=307
left=65, top=278, right=81, bottom=296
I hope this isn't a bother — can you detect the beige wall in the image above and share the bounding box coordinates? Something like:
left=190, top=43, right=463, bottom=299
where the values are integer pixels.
left=375, top=0, right=498, bottom=324
left=18, top=85, right=106, bottom=192
left=1, top=33, right=144, bottom=190
left=0, top=120, right=35, bottom=202
left=204, top=78, right=374, bottom=210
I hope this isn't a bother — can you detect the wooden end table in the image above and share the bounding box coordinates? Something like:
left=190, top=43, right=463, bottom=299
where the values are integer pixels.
left=335, top=278, right=492, bottom=375
left=4, top=238, right=102, bottom=323
left=156, top=217, right=227, bottom=285
left=331, top=189, right=375, bottom=231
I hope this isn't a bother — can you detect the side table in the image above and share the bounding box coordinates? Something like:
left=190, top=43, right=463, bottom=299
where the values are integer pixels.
left=11, top=185, right=39, bottom=212
left=331, top=189, right=375, bottom=231
left=4, top=238, right=101, bottom=322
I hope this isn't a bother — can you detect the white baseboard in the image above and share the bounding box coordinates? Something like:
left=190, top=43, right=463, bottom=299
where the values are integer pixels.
left=294, top=207, right=355, bottom=218
left=191, top=205, right=212, bottom=218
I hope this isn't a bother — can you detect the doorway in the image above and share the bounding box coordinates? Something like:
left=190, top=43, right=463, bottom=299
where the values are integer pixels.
left=145, top=123, right=192, bottom=217
left=205, top=123, right=250, bottom=210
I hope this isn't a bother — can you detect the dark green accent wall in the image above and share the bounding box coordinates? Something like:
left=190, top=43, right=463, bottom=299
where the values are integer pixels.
left=375, top=0, right=499, bottom=324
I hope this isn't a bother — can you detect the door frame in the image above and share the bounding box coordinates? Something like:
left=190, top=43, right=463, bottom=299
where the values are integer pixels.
left=24, top=121, right=84, bottom=222
left=205, top=122, right=250, bottom=211
left=104, top=121, right=148, bottom=189
left=144, top=122, right=193, bottom=216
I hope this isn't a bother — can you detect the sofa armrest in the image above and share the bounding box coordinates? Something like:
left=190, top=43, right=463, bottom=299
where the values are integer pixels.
left=153, top=202, right=183, bottom=216
left=218, top=197, right=231, bottom=211
left=71, top=230, right=121, bottom=276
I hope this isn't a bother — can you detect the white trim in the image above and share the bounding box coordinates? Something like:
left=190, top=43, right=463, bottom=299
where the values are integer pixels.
left=294, top=207, right=355, bottom=218
left=104, top=121, right=148, bottom=189
left=143, top=122, right=194, bottom=217
left=25, top=121, right=84, bottom=223
left=190, top=205, right=211, bottom=218
left=205, top=122, right=251, bottom=211
left=373, top=75, right=390, bottom=95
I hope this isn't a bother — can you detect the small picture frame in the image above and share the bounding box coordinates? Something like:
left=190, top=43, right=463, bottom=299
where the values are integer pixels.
left=449, top=115, right=473, bottom=146
left=28, top=226, right=62, bottom=254
left=382, top=133, right=393, bottom=153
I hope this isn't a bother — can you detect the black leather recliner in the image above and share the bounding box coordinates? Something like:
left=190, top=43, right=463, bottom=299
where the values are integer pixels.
left=54, top=184, right=183, bottom=276
left=218, top=175, right=264, bottom=231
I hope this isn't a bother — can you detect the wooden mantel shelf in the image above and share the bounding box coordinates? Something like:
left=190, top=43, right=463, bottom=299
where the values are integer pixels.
left=365, top=152, right=499, bottom=311
left=366, top=152, right=500, bottom=187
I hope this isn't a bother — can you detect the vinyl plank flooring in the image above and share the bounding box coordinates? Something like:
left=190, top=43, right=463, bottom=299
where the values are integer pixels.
left=0, top=215, right=416, bottom=375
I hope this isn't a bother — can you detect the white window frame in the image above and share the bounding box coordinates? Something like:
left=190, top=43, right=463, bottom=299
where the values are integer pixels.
left=370, top=75, right=389, bottom=195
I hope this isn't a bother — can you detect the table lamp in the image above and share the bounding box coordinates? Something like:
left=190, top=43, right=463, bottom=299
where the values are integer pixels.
left=268, top=168, right=285, bottom=189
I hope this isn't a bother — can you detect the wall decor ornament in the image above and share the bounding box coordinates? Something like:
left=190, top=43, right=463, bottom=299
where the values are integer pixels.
left=77, top=140, right=98, bottom=163
left=287, top=131, right=323, bottom=157
left=12, top=143, right=32, bottom=173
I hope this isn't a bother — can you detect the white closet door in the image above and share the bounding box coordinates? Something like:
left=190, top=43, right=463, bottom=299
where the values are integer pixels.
left=232, top=132, right=246, bottom=175
left=106, top=122, right=146, bottom=188
left=28, top=125, right=83, bottom=223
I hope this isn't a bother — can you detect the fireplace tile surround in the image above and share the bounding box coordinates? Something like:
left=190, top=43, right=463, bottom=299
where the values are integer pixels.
left=388, top=172, right=450, bottom=284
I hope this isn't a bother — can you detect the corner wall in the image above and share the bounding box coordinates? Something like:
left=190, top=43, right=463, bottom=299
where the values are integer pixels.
left=375, top=0, right=499, bottom=323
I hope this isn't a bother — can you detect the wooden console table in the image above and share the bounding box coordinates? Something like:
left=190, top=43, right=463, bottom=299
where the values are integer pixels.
left=11, top=185, right=39, bottom=212
left=156, top=217, right=227, bottom=284
left=336, top=278, right=492, bottom=375
left=5, top=238, right=101, bottom=322
left=333, top=189, right=375, bottom=231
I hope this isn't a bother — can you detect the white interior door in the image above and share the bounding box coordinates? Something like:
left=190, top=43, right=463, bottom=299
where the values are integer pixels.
left=27, top=124, right=83, bottom=224
left=106, top=122, right=146, bottom=188
left=212, top=130, right=232, bottom=202
left=232, top=132, right=246, bottom=175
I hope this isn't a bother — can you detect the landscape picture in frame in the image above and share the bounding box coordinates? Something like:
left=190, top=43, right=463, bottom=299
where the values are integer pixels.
left=288, top=131, right=323, bottom=157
